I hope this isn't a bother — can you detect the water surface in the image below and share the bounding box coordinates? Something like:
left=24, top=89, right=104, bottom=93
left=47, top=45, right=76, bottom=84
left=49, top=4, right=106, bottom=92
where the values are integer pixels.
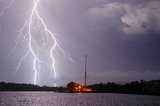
left=0, top=92, right=160, bottom=106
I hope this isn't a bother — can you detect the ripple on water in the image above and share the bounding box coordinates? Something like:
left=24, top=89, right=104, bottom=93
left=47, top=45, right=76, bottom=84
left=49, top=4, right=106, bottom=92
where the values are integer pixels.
left=0, top=92, right=160, bottom=106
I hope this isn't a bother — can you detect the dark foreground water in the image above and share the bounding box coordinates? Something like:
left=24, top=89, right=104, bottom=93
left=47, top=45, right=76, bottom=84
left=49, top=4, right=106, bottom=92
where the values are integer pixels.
left=0, top=92, right=160, bottom=106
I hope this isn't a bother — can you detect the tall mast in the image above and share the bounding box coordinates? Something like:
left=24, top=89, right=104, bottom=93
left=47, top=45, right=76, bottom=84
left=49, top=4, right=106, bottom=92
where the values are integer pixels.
left=85, top=55, right=87, bottom=86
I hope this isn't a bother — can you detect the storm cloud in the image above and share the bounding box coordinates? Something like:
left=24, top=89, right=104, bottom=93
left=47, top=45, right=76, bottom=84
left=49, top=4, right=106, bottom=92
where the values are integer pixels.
left=0, top=0, right=160, bottom=86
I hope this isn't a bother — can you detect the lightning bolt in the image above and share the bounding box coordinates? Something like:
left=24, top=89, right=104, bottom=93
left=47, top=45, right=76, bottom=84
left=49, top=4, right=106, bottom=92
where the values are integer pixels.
left=0, top=0, right=14, bottom=16
left=3, top=0, right=75, bottom=86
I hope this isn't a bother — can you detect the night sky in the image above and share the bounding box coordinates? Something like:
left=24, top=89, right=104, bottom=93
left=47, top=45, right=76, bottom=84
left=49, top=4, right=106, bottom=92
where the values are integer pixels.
left=0, top=0, right=160, bottom=86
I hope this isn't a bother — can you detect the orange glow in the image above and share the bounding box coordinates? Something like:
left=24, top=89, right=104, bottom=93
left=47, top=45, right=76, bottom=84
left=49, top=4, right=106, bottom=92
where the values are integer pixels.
left=72, top=84, right=93, bottom=92
left=78, top=85, right=82, bottom=89
left=82, top=87, right=92, bottom=92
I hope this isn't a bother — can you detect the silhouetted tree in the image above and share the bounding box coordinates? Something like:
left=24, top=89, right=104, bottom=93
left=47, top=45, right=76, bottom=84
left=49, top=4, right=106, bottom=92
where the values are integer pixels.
left=67, top=81, right=77, bottom=92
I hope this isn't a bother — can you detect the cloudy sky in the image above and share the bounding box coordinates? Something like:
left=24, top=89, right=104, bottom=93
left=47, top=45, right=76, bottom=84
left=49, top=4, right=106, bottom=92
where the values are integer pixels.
left=0, top=0, right=160, bottom=86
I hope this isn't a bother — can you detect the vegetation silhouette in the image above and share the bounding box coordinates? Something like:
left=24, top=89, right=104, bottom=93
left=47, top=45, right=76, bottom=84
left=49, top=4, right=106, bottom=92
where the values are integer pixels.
left=0, top=82, right=66, bottom=92
left=0, top=79, right=160, bottom=95
left=88, top=80, right=160, bottom=95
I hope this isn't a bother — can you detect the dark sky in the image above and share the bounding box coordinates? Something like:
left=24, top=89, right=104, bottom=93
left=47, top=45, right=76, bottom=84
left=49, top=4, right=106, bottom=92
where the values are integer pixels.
left=0, top=0, right=160, bottom=86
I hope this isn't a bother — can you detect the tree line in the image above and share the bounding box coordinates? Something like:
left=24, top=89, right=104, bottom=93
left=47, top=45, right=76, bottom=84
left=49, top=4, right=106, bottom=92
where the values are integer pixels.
left=0, top=79, right=160, bottom=95
left=0, top=82, right=65, bottom=92
left=89, top=80, right=160, bottom=95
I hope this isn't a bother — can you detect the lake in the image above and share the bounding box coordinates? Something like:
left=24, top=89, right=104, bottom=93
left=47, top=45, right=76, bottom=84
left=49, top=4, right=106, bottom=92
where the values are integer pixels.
left=0, top=92, right=160, bottom=106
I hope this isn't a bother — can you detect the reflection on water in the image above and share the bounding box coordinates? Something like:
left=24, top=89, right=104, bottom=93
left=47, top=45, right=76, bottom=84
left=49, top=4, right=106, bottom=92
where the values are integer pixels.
left=0, top=92, right=160, bottom=106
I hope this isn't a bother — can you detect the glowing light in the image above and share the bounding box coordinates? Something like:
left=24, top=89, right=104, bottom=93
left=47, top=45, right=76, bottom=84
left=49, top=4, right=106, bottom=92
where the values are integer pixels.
left=72, top=83, right=93, bottom=92
left=2, top=0, right=75, bottom=86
